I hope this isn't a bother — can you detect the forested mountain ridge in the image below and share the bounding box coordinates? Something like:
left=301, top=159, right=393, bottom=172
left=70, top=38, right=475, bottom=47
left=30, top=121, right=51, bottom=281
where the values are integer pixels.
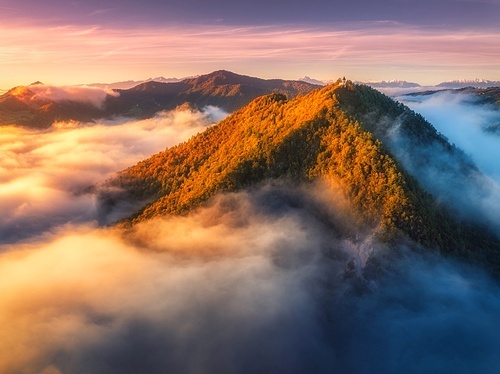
left=0, top=71, right=319, bottom=128
left=107, top=80, right=500, bottom=268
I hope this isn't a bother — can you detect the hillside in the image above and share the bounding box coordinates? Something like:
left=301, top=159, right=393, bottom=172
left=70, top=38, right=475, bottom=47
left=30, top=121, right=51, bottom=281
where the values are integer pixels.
left=0, top=71, right=319, bottom=128
left=107, top=81, right=500, bottom=268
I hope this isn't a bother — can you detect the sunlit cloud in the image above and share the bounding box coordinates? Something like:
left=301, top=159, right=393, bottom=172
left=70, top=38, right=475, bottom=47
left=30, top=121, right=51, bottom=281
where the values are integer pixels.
left=1, top=184, right=500, bottom=373
left=14, top=84, right=119, bottom=108
left=0, top=106, right=227, bottom=243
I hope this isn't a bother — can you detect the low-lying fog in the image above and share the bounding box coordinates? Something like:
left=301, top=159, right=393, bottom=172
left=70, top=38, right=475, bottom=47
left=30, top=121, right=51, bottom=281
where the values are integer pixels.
left=1, top=96, right=500, bottom=373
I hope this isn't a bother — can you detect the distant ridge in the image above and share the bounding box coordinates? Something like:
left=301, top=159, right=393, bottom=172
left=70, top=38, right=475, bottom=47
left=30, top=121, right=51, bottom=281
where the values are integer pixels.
left=0, top=70, right=320, bottom=128
left=106, top=70, right=320, bottom=117
left=88, top=76, right=189, bottom=90
left=436, top=79, right=500, bottom=88
left=298, top=76, right=326, bottom=86
left=360, top=80, right=421, bottom=88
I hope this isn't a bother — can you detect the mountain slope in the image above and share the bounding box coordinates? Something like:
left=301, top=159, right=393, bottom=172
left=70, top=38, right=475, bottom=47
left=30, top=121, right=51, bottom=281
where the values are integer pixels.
left=105, top=70, right=319, bottom=118
left=0, top=71, right=319, bottom=128
left=107, top=81, right=500, bottom=267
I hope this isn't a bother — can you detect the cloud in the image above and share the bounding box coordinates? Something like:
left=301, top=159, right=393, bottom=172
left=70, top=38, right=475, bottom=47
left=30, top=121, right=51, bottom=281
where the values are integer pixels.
left=25, top=84, right=119, bottom=108
left=1, top=88, right=500, bottom=373
left=400, top=92, right=500, bottom=182
left=1, top=183, right=500, bottom=373
left=395, top=92, right=500, bottom=231
left=0, top=106, right=227, bottom=243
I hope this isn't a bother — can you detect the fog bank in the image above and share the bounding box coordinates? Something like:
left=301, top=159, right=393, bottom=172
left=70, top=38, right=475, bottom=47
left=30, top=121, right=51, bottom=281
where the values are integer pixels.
left=20, top=84, right=119, bottom=108
left=399, top=92, right=500, bottom=182
left=0, top=106, right=227, bottom=243
left=1, top=184, right=500, bottom=373
left=389, top=91, right=500, bottom=232
left=1, top=93, right=500, bottom=373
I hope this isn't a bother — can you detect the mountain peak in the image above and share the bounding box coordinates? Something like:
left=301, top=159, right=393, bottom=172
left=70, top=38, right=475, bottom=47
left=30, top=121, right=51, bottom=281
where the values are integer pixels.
left=298, top=76, right=326, bottom=86
left=184, top=70, right=261, bottom=87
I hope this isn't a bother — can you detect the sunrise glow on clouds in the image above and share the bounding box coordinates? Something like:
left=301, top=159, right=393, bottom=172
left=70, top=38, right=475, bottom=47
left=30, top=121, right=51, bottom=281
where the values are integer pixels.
left=1, top=21, right=499, bottom=88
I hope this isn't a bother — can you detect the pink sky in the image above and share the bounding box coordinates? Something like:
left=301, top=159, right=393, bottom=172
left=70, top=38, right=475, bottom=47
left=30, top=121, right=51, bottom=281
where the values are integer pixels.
left=1, top=22, right=499, bottom=88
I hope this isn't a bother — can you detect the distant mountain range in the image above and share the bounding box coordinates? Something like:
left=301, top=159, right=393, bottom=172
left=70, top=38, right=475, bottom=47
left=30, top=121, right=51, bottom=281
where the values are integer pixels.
left=107, top=70, right=320, bottom=118
left=299, top=77, right=500, bottom=90
left=358, top=80, right=421, bottom=88
left=298, top=76, right=327, bottom=86
left=436, top=79, right=500, bottom=89
left=361, top=79, right=500, bottom=89
left=0, top=71, right=319, bottom=128
left=3, top=73, right=499, bottom=129
left=299, top=77, right=422, bottom=88
left=87, top=76, right=188, bottom=90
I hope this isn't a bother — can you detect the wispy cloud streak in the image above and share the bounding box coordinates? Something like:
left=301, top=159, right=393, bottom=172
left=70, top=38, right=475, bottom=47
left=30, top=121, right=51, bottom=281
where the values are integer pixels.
left=0, top=23, right=498, bottom=86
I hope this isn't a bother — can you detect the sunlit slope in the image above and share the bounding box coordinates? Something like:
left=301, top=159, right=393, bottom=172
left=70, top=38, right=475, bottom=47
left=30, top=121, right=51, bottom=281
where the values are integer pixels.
left=113, top=81, right=500, bottom=262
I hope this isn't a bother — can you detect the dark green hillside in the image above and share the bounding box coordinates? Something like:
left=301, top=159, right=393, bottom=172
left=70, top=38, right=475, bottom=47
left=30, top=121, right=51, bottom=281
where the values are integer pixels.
left=109, top=81, right=500, bottom=268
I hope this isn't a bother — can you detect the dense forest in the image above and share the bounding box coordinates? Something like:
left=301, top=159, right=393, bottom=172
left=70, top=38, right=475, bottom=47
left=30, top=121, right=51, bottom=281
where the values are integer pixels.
left=107, top=81, right=500, bottom=270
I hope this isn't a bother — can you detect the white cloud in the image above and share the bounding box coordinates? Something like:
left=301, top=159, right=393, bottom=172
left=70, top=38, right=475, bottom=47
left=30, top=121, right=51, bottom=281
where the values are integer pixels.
left=397, top=92, right=500, bottom=230
left=0, top=88, right=500, bottom=373
left=0, top=106, right=227, bottom=243
left=401, top=92, right=500, bottom=182
left=21, top=84, right=119, bottom=108
left=1, top=185, right=500, bottom=373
